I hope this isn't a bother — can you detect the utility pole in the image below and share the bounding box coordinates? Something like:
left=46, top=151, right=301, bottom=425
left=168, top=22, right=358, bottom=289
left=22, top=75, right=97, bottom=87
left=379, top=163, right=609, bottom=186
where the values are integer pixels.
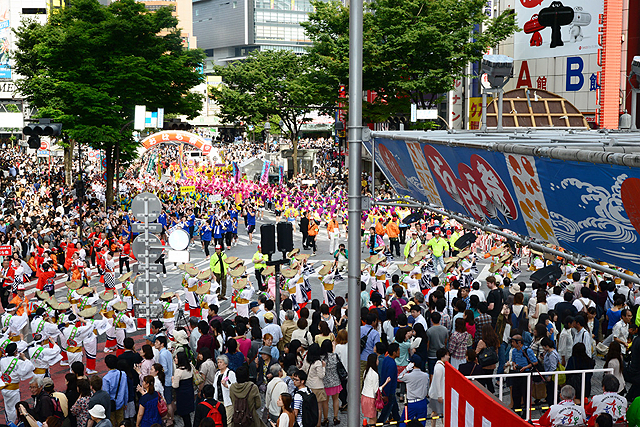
left=347, top=0, right=363, bottom=424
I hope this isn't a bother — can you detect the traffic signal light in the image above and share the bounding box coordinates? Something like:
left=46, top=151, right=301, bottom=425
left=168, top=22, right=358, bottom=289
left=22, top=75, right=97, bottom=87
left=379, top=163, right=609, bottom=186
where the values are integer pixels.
left=23, top=119, right=62, bottom=149
left=260, top=224, right=276, bottom=255
left=163, top=119, right=192, bottom=130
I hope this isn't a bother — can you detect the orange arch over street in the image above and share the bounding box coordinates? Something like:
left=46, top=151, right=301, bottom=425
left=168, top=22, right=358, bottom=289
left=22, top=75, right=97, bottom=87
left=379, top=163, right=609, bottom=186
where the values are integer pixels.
left=140, top=131, right=212, bottom=155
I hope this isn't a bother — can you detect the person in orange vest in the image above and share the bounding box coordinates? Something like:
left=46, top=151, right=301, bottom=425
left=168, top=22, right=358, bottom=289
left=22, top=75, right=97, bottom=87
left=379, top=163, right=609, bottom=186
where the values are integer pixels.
left=375, top=217, right=387, bottom=238
left=308, top=215, right=319, bottom=255
left=9, top=283, right=31, bottom=318
left=386, top=216, right=400, bottom=257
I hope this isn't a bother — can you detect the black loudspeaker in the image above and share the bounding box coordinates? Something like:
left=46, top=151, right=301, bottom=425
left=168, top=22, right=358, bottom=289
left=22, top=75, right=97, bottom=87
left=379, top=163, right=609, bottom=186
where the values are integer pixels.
left=277, top=222, right=294, bottom=253
left=260, top=224, right=276, bottom=255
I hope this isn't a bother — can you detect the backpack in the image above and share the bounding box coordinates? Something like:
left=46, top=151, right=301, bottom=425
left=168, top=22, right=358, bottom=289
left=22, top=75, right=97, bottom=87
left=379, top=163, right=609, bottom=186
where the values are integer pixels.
left=360, top=328, right=373, bottom=354
left=49, top=394, right=65, bottom=419
left=231, top=395, right=254, bottom=427
left=201, top=400, right=224, bottom=427
left=295, top=388, right=319, bottom=427
left=511, top=306, right=528, bottom=332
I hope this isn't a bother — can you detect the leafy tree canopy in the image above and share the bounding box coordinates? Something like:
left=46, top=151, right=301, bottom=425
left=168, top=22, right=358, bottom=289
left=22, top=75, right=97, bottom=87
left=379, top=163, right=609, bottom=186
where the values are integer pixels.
left=302, top=0, right=517, bottom=123
left=211, top=49, right=334, bottom=174
left=13, top=0, right=205, bottom=202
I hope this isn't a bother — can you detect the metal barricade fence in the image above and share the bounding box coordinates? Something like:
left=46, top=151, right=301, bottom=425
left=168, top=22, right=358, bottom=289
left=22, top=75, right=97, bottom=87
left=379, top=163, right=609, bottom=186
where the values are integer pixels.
left=467, top=368, right=613, bottom=421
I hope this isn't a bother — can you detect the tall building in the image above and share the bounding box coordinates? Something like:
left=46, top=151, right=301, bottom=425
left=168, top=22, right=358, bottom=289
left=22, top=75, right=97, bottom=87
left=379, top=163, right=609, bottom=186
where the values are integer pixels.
left=193, top=0, right=316, bottom=69
left=139, top=0, right=196, bottom=48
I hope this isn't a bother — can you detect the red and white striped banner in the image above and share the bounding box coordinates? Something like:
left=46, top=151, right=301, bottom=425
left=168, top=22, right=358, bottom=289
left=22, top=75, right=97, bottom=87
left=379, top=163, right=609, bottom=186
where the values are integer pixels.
left=445, top=362, right=530, bottom=427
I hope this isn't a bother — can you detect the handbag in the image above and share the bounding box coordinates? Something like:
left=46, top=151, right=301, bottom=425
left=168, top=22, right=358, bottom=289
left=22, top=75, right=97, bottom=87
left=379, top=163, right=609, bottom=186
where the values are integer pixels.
left=477, top=347, right=498, bottom=367
left=556, top=363, right=566, bottom=386
left=192, top=364, right=204, bottom=386
left=336, top=355, right=348, bottom=380
left=374, top=388, right=388, bottom=411
left=157, top=392, right=168, bottom=417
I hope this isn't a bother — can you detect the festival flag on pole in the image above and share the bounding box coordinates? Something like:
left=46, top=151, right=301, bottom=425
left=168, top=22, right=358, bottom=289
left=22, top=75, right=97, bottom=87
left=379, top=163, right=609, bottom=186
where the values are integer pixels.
left=260, top=160, right=271, bottom=185
left=444, top=362, right=529, bottom=427
left=178, top=144, right=185, bottom=179
left=157, top=152, right=162, bottom=179
left=232, top=161, right=240, bottom=183
left=278, top=165, right=284, bottom=185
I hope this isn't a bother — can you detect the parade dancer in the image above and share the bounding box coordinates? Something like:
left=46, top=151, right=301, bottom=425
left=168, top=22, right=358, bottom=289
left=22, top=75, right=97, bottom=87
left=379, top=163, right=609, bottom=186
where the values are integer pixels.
left=100, top=290, right=120, bottom=353
left=28, top=334, right=62, bottom=379
left=112, top=302, right=135, bottom=356
left=0, top=342, right=34, bottom=424
left=62, top=314, right=95, bottom=368
left=78, top=306, right=109, bottom=374
left=158, top=292, right=180, bottom=340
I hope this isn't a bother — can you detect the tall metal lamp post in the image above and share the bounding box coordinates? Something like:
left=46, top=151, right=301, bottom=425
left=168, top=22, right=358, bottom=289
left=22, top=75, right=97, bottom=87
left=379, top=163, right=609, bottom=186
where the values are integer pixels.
left=264, top=121, right=271, bottom=152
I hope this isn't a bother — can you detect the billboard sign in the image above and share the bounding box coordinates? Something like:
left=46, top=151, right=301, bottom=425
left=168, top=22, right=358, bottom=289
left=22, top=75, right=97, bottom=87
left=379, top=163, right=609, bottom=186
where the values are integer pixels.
left=514, top=0, right=603, bottom=60
left=368, top=137, right=640, bottom=273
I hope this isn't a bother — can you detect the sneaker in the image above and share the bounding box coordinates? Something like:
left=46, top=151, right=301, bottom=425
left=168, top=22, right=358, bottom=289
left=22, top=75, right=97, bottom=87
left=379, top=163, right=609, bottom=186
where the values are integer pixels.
left=86, top=369, right=98, bottom=374
left=163, top=274, right=167, bottom=278
left=103, top=347, right=113, bottom=353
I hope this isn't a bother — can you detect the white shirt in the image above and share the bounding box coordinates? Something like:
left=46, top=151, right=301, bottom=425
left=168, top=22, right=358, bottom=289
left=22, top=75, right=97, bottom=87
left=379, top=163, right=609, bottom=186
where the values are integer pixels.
left=547, top=294, right=563, bottom=310
left=612, top=319, right=630, bottom=353
left=263, top=323, right=283, bottom=344
left=213, top=368, right=236, bottom=407
left=398, top=367, right=430, bottom=401
left=428, top=360, right=445, bottom=400
left=573, top=297, right=594, bottom=312
left=265, top=377, right=288, bottom=416
left=412, top=314, right=428, bottom=331
left=469, top=289, right=486, bottom=302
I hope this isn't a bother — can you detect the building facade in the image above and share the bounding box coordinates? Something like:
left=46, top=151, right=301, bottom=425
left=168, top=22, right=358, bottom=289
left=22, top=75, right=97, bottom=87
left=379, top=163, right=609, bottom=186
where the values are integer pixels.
left=193, top=0, right=315, bottom=69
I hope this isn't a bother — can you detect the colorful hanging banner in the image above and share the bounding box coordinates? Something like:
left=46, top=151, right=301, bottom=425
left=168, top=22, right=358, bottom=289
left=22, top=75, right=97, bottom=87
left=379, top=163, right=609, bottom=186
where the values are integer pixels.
left=232, top=161, right=240, bottom=183
left=260, top=160, right=271, bottom=185
left=278, top=165, right=284, bottom=185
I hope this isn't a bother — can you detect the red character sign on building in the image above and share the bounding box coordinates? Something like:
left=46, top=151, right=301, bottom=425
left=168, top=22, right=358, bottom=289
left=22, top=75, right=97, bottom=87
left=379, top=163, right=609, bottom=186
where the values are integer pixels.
left=0, top=246, right=12, bottom=256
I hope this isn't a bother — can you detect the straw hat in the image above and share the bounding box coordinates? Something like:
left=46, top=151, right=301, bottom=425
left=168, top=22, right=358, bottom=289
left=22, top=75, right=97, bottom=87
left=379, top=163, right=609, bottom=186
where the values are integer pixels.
left=398, top=264, right=414, bottom=273
left=76, top=287, right=94, bottom=296
left=160, top=291, right=175, bottom=300
left=488, top=247, right=504, bottom=256
left=291, top=261, right=300, bottom=270
left=78, top=307, right=98, bottom=318
left=113, top=302, right=127, bottom=312
left=224, top=256, right=239, bottom=265
left=295, top=253, right=310, bottom=262
left=444, top=256, right=458, bottom=263
left=195, top=282, right=211, bottom=295
left=263, top=266, right=275, bottom=276
left=499, top=253, right=512, bottom=263
left=186, top=266, right=199, bottom=276
left=177, top=263, right=194, bottom=271
left=197, top=269, right=212, bottom=280
left=444, top=261, right=456, bottom=272
left=281, top=267, right=297, bottom=278
left=232, top=278, right=248, bottom=290
left=408, top=254, right=423, bottom=264
left=65, top=280, right=82, bottom=290
left=458, top=249, right=472, bottom=258
left=416, top=249, right=430, bottom=257
left=364, top=254, right=381, bottom=265
left=100, top=291, right=115, bottom=302
left=57, top=301, right=71, bottom=311
left=36, top=290, right=49, bottom=300
left=318, top=266, right=332, bottom=276
left=287, top=249, right=300, bottom=258
left=230, top=259, right=244, bottom=268
left=118, top=272, right=133, bottom=282
left=229, top=265, right=246, bottom=277
left=489, top=262, right=504, bottom=273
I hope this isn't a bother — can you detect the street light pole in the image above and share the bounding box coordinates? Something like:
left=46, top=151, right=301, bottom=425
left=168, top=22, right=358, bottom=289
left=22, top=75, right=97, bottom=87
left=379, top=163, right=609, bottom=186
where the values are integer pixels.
left=347, top=0, right=363, bottom=424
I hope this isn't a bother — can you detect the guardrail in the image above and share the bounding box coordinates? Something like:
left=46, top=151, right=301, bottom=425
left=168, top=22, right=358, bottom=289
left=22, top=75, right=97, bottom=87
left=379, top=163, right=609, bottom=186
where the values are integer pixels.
left=467, top=368, right=613, bottom=421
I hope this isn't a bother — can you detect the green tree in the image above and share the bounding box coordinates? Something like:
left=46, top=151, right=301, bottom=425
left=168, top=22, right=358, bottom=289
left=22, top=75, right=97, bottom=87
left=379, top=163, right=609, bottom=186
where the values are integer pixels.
left=210, top=49, right=334, bottom=175
left=302, top=0, right=517, bottom=124
left=13, top=0, right=205, bottom=204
